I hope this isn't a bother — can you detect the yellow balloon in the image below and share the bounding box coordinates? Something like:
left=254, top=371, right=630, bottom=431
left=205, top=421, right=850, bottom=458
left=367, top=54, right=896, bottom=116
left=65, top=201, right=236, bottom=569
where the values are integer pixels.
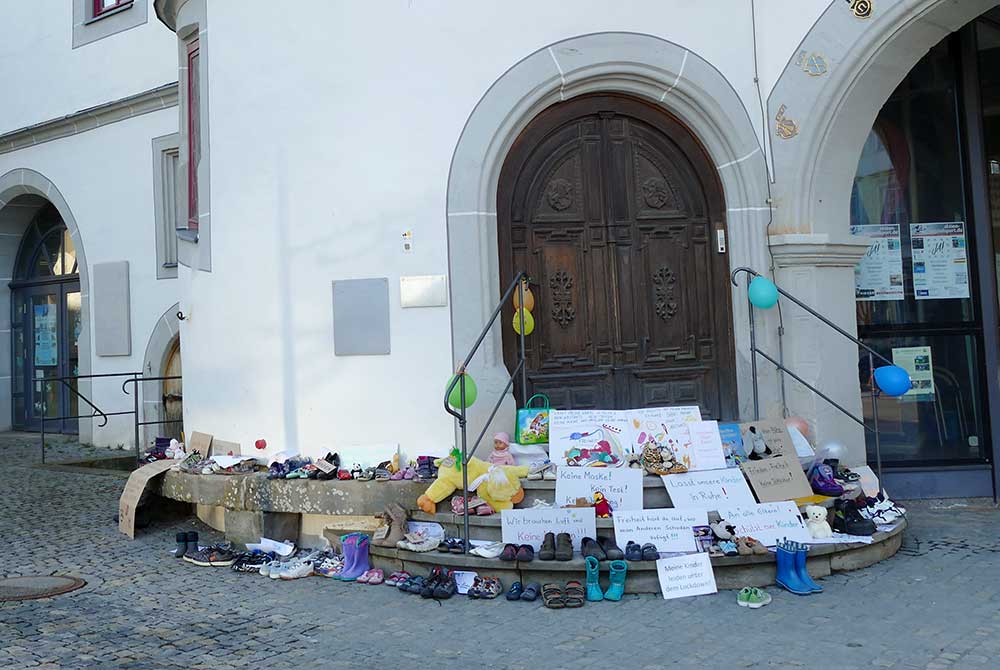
left=512, top=308, right=535, bottom=335
left=512, top=282, right=535, bottom=312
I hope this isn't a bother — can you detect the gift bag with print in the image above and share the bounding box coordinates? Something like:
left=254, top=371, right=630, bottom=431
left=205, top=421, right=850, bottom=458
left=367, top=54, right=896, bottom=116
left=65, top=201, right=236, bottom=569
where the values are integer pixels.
left=516, top=394, right=550, bottom=445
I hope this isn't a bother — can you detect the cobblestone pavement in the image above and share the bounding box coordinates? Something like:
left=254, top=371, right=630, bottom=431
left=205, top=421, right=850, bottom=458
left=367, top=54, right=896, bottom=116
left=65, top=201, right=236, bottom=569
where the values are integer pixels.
left=2, top=433, right=1000, bottom=669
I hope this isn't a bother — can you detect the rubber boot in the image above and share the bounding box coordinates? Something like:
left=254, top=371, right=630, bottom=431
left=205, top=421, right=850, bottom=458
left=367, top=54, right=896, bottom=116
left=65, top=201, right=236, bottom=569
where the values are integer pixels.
left=585, top=556, right=604, bottom=601
left=774, top=544, right=812, bottom=595
left=185, top=531, right=199, bottom=556
left=793, top=543, right=823, bottom=593
left=339, top=534, right=371, bottom=581
left=334, top=533, right=359, bottom=581
left=604, top=559, right=627, bottom=601
left=174, top=532, right=188, bottom=558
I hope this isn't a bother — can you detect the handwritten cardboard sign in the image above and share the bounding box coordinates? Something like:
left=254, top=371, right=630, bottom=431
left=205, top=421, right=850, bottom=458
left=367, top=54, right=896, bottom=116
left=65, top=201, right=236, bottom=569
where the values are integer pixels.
left=188, top=431, right=214, bottom=457
left=740, top=454, right=812, bottom=503
left=656, top=553, right=718, bottom=600
left=613, top=509, right=708, bottom=553
left=661, top=468, right=756, bottom=511
left=118, top=459, right=179, bottom=538
left=715, top=501, right=811, bottom=546
left=685, top=421, right=729, bottom=472
left=554, top=466, right=643, bottom=512
left=739, top=421, right=790, bottom=459
left=500, top=508, right=596, bottom=552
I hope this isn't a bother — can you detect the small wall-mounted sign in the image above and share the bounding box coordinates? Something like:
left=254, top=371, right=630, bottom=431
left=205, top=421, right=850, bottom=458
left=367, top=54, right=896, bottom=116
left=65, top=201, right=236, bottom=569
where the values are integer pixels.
left=400, top=275, right=448, bottom=308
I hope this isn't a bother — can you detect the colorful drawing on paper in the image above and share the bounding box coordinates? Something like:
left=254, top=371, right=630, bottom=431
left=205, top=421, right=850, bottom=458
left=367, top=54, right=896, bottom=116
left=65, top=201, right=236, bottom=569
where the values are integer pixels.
left=550, top=410, right=627, bottom=468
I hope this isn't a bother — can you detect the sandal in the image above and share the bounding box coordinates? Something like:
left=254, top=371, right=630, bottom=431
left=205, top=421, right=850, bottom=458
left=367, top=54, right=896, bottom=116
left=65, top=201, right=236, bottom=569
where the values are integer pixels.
left=506, top=581, right=524, bottom=601
left=542, top=583, right=565, bottom=609
left=433, top=571, right=457, bottom=599
left=480, top=577, right=503, bottom=599
left=467, top=576, right=484, bottom=599
left=641, top=543, right=659, bottom=561
left=385, top=570, right=409, bottom=586
left=563, top=580, right=585, bottom=608
left=357, top=569, right=377, bottom=584
left=521, top=582, right=541, bottom=602
left=366, top=569, right=384, bottom=585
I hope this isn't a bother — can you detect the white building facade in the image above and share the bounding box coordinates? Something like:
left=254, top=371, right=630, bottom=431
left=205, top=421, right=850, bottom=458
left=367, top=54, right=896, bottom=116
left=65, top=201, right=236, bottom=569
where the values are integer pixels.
left=4, top=1, right=999, bottom=498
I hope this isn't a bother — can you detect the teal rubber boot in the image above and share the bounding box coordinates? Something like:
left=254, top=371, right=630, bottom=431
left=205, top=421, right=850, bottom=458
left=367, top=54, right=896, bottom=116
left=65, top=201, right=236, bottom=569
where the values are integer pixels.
left=604, top=559, right=627, bottom=601
left=585, top=556, right=604, bottom=601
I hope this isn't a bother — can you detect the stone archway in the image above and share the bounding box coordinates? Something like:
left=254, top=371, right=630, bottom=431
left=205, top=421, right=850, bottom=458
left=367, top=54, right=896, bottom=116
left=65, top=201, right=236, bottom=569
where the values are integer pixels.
left=0, top=169, right=92, bottom=441
left=445, top=32, right=771, bottom=443
left=141, top=303, right=182, bottom=446
left=762, top=0, right=1000, bottom=464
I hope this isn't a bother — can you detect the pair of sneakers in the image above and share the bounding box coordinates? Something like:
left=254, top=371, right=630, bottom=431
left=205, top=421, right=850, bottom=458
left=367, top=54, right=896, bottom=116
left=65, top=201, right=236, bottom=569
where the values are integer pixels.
left=184, top=543, right=237, bottom=567
left=858, top=494, right=906, bottom=525
left=736, top=586, right=772, bottom=609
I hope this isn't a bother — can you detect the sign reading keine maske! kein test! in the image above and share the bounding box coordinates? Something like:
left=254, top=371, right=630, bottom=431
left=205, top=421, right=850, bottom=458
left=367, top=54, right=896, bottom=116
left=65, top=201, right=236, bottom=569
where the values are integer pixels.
left=554, top=466, right=643, bottom=512
left=909, top=222, right=970, bottom=300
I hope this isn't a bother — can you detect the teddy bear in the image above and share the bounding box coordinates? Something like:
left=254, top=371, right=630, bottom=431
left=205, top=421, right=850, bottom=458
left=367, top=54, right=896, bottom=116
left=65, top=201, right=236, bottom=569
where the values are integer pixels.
left=804, top=504, right=833, bottom=539
left=416, top=454, right=529, bottom=515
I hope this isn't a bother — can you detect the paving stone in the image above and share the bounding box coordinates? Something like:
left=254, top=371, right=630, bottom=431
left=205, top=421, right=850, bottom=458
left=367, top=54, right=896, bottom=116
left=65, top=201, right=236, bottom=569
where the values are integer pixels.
left=1, top=434, right=999, bottom=669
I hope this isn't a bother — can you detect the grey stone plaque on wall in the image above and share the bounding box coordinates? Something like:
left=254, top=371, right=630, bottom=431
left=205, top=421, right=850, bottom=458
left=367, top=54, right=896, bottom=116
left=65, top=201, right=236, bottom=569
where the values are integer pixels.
left=332, top=278, right=390, bottom=356
left=94, top=261, right=132, bottom=356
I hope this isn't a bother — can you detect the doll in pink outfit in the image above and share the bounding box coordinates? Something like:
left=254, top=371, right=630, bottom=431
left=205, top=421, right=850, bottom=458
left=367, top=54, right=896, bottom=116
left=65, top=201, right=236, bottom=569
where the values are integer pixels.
left=489, top=432, right=516, bottom=466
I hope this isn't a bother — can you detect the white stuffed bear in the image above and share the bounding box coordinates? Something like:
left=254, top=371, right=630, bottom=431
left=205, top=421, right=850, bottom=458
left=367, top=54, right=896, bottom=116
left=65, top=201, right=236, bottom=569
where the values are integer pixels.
left=804, top=505, right=833, bottom=539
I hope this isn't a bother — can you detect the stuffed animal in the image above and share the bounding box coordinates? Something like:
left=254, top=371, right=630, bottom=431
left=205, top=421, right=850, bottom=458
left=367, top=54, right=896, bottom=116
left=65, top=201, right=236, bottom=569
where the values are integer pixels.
left=416, top=454, right=529, bottom=514
left=593, top=491, right=612, bottom=518
left=709, top=518, right=737, bottom=541
left=804, top=505, right=833, bottom=539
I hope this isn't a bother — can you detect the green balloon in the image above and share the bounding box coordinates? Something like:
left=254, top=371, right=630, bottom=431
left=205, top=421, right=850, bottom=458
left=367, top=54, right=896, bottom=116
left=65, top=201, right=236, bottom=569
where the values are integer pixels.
left=447, top=373, right=478, bottom=409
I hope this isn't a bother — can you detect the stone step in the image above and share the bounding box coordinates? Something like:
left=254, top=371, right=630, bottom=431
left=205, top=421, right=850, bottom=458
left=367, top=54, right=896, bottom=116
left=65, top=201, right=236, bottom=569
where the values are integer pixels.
left=367, top=520, right=906, bottom=594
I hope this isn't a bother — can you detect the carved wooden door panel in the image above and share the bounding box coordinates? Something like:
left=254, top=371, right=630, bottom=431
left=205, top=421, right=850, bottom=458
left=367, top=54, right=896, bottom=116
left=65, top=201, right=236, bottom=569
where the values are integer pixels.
left=498, top=95, right=737, bottom=419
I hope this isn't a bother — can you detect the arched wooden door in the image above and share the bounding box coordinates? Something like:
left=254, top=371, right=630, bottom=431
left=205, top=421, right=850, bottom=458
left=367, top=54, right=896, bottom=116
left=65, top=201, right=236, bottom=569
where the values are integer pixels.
left=498, top=94, right=737, bottom=419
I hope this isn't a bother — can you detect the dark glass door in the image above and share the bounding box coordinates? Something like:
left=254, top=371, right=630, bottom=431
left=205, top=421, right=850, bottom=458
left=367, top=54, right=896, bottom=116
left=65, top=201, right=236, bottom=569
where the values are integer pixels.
left=12, top=281, right=80, bottom=433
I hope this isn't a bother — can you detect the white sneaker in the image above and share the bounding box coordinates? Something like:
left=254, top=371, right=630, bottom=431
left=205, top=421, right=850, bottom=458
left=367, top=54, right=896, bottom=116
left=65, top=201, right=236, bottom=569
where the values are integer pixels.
left=260, top=560, right=280, bottom=577
left=279, top=559, right=314, bottom=580
left=469, top=541, right=505, bottom=559
left=529, top=498, right=553, bottom=509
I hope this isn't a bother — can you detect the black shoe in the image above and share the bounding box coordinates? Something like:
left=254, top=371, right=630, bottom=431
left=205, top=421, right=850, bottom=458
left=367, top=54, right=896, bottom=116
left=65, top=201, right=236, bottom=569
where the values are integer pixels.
left=185, top=531, right=199, bottom=557
left=433, top=571, right=457, bottom=599
left=174, top=532, right=188, bottom=559
left=421, top=567, right=445, bottom=598
left=580, top=537, right=607, bottom=561
left=833, top=500, right=876, bottom=536
left=598, top=536, right=624, bottom=560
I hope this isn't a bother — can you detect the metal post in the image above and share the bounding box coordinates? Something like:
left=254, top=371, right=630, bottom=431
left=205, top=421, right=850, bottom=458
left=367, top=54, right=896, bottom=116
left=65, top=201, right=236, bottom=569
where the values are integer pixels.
left=518, top=280, right=527, bottom=402
left=40, top=394, right=46, bottom=465
left=133, top=372, right=141, bottom=468
left=747, top=287, right=760, bottom=421
left=868, top=351, right=884, bottom=497
left=459, top=372, right=470, bottom=554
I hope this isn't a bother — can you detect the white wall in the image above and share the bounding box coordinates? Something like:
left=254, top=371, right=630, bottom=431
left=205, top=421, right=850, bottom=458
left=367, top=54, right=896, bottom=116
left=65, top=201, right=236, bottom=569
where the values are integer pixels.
left=176, top=0, right=822, bottom=465
left=0, top=108, right=182, bottom=447
left=0, top=0, right=176, bottom=135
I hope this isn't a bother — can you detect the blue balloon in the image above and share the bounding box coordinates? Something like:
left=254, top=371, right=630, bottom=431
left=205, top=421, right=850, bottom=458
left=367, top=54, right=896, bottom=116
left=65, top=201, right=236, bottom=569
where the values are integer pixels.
left=874, top=365, right=912, bottom=397
left=748, top=276, right=779, bottom=309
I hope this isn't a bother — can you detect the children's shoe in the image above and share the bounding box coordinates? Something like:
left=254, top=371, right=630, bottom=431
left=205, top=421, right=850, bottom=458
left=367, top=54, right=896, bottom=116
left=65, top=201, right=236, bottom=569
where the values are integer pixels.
left=808, top=463, right=845, bottom=497
left=737, top=586, right=772, bottom=608
left=279, top=559, right=314, bottom=580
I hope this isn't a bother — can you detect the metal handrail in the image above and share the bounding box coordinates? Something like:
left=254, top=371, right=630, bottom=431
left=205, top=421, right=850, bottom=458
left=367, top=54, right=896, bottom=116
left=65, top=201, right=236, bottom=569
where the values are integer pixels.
left=443, top=271, right=528, bottom=552
left=36, top=371, right=182, bottom=466
left=731, top=266, right=887, bottom=495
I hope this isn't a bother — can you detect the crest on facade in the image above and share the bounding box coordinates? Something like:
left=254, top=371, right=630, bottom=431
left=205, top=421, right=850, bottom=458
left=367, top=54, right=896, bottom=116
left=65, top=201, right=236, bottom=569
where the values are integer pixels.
left=775, top=105, right=799, bottom=140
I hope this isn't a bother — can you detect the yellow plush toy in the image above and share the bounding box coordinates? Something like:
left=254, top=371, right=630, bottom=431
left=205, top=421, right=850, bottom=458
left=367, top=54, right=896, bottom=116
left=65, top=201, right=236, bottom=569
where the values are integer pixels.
left=416, top=454, right=529, bottom=514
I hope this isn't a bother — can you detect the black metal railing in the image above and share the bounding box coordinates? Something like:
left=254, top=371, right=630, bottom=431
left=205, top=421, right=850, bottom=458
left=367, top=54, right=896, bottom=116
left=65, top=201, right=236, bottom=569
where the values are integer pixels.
left=38, top=371, right=182, bottom=467
left=444, top=271, right=528, bottom=552
left=732, top=266, right=893, bottom=495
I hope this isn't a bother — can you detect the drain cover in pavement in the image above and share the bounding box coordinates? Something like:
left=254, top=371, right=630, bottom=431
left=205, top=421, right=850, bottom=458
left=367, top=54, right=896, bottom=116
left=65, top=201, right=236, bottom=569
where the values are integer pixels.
left=0, top=575, right=86, bottom=602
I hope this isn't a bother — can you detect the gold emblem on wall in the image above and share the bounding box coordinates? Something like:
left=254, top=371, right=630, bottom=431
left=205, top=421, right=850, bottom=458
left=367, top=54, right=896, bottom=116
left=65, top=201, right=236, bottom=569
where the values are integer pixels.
left=775, top=105, right=799, bottom=140
left=847, top=0, right=873, bottom=19
left=796, top=51, right=828, bottom=76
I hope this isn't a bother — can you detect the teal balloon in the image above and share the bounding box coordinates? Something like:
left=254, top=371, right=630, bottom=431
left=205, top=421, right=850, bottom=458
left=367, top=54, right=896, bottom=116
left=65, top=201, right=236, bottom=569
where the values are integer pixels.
left=748, top=276, right=779, bottom=309
left=447, top=373, right=478, bottom=408
left=874, top=365, right=912, bottom=397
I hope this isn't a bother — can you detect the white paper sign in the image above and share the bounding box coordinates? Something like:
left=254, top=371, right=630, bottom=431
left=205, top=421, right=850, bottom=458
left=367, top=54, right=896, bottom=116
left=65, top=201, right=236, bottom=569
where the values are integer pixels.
left=716, top=502, right=811, bottom=546
left=787, top=425, right=816, bottom=460
left=613, top=509, right=708, bottom=553
left=656, top=553, right=718, bottom=600
left=406, top=521, right=445, bottom=540
left=452, top=571, right=478, bottom=595
left=685, top=421, right=729, bottom=471
left=500, top=508, right=596, bottom=552
left=910, top=222, right=970, bottom=300
left=554, top=467, right=643, bottom=512
left=851, top=223, right=904, bottom=301
left=550, top=409, right=630, bottom=467
left=661, top=469, right=756, bottom=511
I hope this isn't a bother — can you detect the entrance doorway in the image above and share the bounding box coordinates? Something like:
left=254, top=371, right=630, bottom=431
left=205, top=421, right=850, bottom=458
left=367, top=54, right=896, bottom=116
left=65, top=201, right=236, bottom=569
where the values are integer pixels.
left=498, top=94, right=736, bottom=418
left=162, top=338, right=183, bottom=442
left=10, top=204, right=82, bottom=433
